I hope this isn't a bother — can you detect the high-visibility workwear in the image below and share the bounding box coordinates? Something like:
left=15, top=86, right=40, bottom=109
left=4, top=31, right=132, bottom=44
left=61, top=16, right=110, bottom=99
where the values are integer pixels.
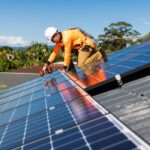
left=48, top=28, right=101, bottom=68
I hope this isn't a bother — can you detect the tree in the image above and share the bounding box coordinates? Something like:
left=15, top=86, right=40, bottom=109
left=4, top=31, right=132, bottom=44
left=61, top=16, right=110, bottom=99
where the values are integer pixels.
left=0, top=46, right=13, bottom=54
left=137, top=32, right=150, bottom=43
left=25, top=42, right=52, bottom=66
left=0, top=42, right=66, bottom=71
left=98, top=21, right=140, bottom=52
left=0, top=55, right=11, bottom=71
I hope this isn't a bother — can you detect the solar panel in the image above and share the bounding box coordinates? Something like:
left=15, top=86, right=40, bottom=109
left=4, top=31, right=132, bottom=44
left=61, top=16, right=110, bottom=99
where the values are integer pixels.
left=24, top=116, right=138, bottom=150
left=0, top=71, right=149, bottom=149
left=67, top=40, right=150, bottom=90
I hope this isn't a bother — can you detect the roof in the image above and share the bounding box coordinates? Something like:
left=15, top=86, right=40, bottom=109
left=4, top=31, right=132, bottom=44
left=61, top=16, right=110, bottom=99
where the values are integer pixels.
left=0, top=40, right=150, bottom=149
left=0, top=70, right=149, bottom=150
left=93, top=75, right=150, bottom=144
left=0, top=72, right=39, bottom=89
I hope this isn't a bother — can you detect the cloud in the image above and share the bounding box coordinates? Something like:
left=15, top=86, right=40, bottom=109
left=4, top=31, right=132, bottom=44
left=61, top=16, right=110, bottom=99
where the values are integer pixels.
left=144, top=21, right=150, bottom=25
left=0, top=36, right=30, bottom=46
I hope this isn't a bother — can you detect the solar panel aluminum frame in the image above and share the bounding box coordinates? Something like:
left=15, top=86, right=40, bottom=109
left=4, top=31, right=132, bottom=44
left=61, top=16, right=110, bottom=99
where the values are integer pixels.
left=106, top=114, right=150, bottom=150
left=85, top=63, right=150, bottom=94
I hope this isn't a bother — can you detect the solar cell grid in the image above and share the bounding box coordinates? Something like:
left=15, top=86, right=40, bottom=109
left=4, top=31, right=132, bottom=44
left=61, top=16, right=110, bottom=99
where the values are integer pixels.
left=0, top=77, right=43, bottom=98
left=0, top=64, right=149, bottom=149
left=0, top=76, right=77, bottom=117
left=11, top=115, right=146, bottom=150
left=0, top=71, right=66, bottom=104
left=0, top=109, right=14, bottom=126
left=109, top=40, right=150, bottom=59
left=2, top=72, right=106, bottom=148
left=67, top=41, right=150, bottom=89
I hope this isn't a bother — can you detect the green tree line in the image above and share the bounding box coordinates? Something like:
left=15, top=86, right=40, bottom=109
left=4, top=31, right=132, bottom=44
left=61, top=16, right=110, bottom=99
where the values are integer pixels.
left=98, top=21, right=150, bottom=53
left=0, top=21, right=150, bottom=72
left=0, top=42, right=64, bottom=71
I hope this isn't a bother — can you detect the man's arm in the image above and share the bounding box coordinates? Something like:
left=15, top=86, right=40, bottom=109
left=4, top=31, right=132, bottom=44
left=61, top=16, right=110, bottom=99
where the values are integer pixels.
left=48, top=43, right=61, bottom=63
left=42, top=43, right=61, bottom=73
left=63, top=40, right=72, bottom=72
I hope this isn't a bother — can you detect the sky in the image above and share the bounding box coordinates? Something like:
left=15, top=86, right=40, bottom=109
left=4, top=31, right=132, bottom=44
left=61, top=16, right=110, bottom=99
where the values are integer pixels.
left=0, top=0, right=150, bottom=46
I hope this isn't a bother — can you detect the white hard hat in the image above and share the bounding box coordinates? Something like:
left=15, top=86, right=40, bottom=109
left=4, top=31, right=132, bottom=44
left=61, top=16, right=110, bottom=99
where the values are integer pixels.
left=44, top=27, right=58, bottom=41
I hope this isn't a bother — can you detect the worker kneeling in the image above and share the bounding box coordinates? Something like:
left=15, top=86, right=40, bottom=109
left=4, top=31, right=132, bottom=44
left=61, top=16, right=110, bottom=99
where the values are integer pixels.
left=42, top=27, right=107, bottom=73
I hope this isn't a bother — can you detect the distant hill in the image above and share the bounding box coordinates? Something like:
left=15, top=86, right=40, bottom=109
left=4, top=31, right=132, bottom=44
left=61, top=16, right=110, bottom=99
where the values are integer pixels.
left=0, top=45, right=54, bottom=51
left=12, top=46, right=54, bottom=50
left=12, top=47, right=26, bottom=50
left=0, top=46, right=26, bottom=51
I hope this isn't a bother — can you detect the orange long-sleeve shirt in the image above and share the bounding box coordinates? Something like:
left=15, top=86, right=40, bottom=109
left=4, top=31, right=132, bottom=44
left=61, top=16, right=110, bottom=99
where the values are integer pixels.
left=48, top=29, right=95, bottom=67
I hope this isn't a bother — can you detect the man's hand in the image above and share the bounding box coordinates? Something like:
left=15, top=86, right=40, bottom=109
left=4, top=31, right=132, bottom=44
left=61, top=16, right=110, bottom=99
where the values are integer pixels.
left=40, top=62, right=52, bottom=76
left=62, top=69, right=66, bottom=74
left=39, top=64, right=47, bottom=76
left=62, top=65, right=68, bottom=74
left=47, top=65, right=52, bottom=73
left=42, top=64, right=48, bottom=74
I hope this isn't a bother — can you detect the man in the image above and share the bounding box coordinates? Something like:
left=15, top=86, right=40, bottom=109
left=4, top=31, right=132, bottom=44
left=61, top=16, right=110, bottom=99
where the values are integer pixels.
left=42, top=27, right=107, bottom=73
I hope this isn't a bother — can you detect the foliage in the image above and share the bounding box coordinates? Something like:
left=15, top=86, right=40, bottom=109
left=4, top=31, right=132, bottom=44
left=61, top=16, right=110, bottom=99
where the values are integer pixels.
left=0, top=55, right=11, bottom=71
left=98, top=21, right=140, bottom=52
left=137, top=32, right=150, bottom=43
left=26, top=42, right=51, bottom=61
left=0, top=46, right=13, bottom=53
left=11, top=59, right=20, bottom=69
left=0, top=42, right=53, bottom=70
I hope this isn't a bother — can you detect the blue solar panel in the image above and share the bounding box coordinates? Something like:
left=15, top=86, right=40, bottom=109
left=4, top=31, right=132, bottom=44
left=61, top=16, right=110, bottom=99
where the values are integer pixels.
left=108, top=40, right=150, bottom=59
left=67, top=41, right=150, bottom=89
left=0, top=70, right=149, bottom=149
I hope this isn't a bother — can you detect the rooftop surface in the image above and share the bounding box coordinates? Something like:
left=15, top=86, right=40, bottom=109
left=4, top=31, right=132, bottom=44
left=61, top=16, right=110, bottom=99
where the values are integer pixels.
left=0, top=63, right=63, bottom=89
left=0, top=72, right=39, bottom=89
left=93, top=75, right=150, bottom=144
left=0, top=70, right=149, bottom=149
left=0, top=41, right=150, bottom=149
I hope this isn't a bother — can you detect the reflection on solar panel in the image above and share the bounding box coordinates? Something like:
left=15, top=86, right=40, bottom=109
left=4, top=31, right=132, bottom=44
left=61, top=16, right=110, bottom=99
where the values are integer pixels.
left=67, top=40, right=150, bottom=90
left=0, top=70, right=149, bottom=149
